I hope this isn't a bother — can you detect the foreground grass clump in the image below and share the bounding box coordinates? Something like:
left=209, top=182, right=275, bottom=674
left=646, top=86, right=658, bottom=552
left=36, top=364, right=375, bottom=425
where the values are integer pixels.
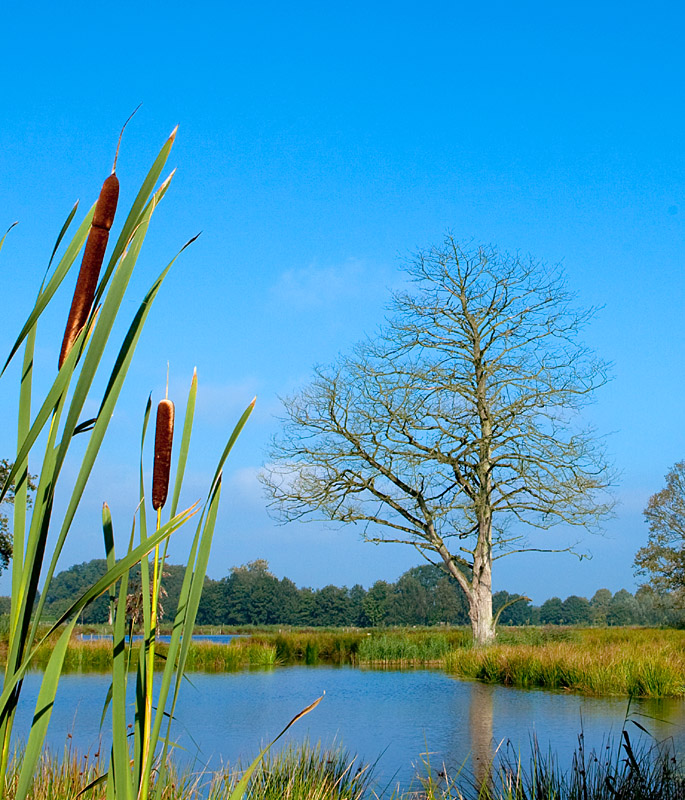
left=1, top=742, right=374, bottom=800
left=239, top=740, right=372, bottom=800
left=4, top=731, right=685, bottom=800
left=413, top=731, right=685, bottom=800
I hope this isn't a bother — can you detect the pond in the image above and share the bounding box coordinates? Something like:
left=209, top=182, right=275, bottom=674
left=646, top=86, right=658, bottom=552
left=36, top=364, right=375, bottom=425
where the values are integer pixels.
left=78, top=633, right=242, bottom=644
left=12, top=666, right=685, bottom=793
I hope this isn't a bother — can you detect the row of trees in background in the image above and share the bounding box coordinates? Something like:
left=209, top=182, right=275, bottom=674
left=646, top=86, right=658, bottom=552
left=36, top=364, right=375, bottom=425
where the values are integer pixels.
left=20, top=557, right=682, bottom=629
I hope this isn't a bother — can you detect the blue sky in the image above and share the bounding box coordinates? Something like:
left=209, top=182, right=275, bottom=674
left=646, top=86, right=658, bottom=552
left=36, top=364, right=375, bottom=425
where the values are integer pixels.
left=1, top=1, right=684, bottom=602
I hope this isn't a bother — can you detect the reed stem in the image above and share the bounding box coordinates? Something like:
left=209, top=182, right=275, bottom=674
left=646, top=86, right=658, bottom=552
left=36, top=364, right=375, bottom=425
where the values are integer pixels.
left=139, top=507, right=161, bottom=800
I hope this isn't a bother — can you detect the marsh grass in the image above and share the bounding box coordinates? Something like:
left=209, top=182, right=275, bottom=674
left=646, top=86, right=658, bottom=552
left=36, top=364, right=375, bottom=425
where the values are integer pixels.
left=4, top=730, right=685, bottom=800
left=238, top=740, right=374, bottom=800
left=444, top=633, right=685, bottom=697
left=12, top=626, right=685, bottom=697
left=410, top=730, right=685, bottom=800
left=1, top=742, right=373, bottom=800
left=25, top=639, right=279, bottom=673
left=357, top=632, right=456, bottom=665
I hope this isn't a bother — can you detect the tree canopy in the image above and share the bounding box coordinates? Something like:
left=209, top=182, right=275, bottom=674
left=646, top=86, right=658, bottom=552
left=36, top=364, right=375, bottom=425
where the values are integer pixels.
left=263, top=239, right=614, bottom=643
left=18, top=556, right=672, bottom=629
left=634, top=461, right=685, bottom=601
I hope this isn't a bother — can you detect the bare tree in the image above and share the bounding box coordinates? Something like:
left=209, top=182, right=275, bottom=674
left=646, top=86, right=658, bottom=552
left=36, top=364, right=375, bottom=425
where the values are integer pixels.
left=262, top=239, right=613, bottom=644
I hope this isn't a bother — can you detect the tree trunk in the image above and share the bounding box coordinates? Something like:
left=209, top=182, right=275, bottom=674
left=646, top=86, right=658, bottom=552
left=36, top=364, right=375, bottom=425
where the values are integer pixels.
left=469, top=564, right=495, bottom=645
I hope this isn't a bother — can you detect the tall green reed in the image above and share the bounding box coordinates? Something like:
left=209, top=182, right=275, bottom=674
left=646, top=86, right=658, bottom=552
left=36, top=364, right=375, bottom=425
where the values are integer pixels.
left=104, top=375, right=254, bottom=800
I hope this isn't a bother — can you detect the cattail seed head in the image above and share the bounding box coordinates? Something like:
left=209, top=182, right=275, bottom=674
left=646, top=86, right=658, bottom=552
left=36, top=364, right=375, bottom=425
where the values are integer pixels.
left=58, top=173, right=120, bottom=369
left=152, top=398, right=175, bottom=511
left=92, top=174, right=119, bottom=230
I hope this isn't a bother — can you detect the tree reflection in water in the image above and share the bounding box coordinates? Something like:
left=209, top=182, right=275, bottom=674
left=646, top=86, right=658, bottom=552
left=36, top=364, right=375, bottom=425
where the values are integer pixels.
left=468, top=681, right=495, bottom=788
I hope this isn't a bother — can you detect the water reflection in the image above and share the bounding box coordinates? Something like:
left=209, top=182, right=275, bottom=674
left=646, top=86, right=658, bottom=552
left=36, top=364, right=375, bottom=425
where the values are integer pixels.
left=468, top=681, right=494, bottom=787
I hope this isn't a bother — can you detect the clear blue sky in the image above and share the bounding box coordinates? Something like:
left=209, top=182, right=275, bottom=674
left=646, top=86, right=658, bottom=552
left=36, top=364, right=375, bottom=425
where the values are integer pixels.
left=1, top=1, right=684, bottom=602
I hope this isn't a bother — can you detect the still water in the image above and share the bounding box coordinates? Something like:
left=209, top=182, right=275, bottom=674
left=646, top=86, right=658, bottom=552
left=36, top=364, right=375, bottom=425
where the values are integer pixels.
left=79, top=633, right=241, bottom=644
left=13, top=667, right=685, bottom=791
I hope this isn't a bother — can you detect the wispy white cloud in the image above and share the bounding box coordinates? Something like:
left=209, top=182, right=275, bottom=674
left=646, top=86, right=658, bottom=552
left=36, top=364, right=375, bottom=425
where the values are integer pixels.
left=226, top=465, right=265, bottom=507
left=269, top=259, right=381, bottom=310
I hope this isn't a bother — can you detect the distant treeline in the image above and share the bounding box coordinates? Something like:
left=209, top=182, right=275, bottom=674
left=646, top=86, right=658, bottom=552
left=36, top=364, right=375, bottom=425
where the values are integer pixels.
left=3, top=558, right=681, bottom=628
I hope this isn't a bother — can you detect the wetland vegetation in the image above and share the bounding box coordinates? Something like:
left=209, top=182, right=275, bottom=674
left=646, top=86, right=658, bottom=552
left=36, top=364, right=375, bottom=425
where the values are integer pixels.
left=6, top=623, right=685, bottom=698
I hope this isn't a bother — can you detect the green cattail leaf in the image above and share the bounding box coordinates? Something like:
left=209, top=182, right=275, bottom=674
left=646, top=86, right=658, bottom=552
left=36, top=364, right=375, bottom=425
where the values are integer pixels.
left=28, top=236, right=189, bottom=644
left=4, top=385, right=70, bottom=683
left=1, top=204, right=96, bottom=375
left=207, top=397, right=256, bottom=500
left=14, top=622, right=78, bottom=800
left=138, top=395, right=153, bottom=637
left=0, top=312, right=35, bottom=784
left=102, top=504, right=116, bottom=622
left=13, top=502, right=192, bottom=800
left=0, top=221, right=18, bottom=255
left=110, top=519, right=136, bottom=800
left=168, top=369, right=197, bottom=519
left=74, top=773, right=108, bottom=800
left=226, top=694, right=325, bottom=800
left=152, top=477, right=223, bottom=785
left=0, top=501, right=198, bottom=725
left=0, top=321, right=85, bottom=507
left=43, top=200, right=80, bottom=284
left=10, top=323, right=36, bottom=610
left=158, top=397, right=254, bottom=771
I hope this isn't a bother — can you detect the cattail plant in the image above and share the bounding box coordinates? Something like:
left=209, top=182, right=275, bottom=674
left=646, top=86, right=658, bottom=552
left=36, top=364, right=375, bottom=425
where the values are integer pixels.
left=0, top=123, right=197, bottom=800
left=141, top=395, right=176, bottom=797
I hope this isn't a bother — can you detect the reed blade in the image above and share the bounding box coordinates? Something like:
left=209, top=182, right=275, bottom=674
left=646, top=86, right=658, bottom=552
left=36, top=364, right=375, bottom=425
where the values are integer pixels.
left=227, top=694, right=325, bottom=800
left=0, top=321, right=88, bottom=506
left=29, top=242, right=188, bottom=642
left=138, top=395, right=153, bottom=636
left=43, top=200, right=80, bottom=284
left=110, top=520, right=137, bottom=800
left=168, top=369, right=197, bottom=519
left=0, top=503, right=199, bottom=724
left=1, top=204, right=96, bottom=375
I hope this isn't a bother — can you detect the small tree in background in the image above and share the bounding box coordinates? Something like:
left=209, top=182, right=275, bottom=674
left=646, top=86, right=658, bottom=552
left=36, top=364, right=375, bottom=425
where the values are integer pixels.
left=635, top=461, right=685, bottom=603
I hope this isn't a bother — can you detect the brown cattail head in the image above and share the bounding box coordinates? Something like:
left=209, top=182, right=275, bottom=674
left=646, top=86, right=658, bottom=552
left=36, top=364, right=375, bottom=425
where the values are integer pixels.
left=152, top=398, right=175, bottom=511
left=58, top=173, right=120, bottom=369
left=92, top=174, right=119, bottom=229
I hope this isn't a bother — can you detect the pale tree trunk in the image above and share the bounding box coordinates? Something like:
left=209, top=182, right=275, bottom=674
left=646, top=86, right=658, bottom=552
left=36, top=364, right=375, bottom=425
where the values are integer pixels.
left=468, top=509, right=495, bottom=645
left=434, top=521, right=495, bottom=646
left=468, top=568, right=494, bottom=645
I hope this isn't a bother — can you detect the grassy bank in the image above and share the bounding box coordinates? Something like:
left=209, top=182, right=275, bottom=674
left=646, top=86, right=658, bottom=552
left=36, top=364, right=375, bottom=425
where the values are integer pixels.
left=4, top=732, right=684, bottom=800
left=8, top=625, right=685, bottom=698
left=444, top=628, right=685, bottom=696
left=27, top=637, right=280, bottom=672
